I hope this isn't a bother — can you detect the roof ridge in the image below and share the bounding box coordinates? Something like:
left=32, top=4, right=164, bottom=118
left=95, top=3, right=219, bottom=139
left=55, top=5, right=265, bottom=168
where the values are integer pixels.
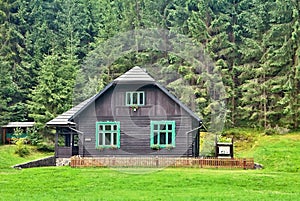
left=114, top=66, right=155, bottom=83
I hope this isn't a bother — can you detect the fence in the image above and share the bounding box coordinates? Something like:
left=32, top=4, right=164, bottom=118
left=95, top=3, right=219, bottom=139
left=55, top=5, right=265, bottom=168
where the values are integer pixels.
left=70, top=156, right=254, bottom=169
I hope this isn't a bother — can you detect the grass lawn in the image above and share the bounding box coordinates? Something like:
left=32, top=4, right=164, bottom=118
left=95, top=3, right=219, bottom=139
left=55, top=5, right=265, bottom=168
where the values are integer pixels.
left=0, top=132, right=300, bottom=201
left=1, top=167, right=299, bottom=201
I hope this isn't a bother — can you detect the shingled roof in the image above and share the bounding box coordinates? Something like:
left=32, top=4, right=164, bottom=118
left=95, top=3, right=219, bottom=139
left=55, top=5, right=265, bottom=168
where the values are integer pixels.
left=46, top=96, right=94, bottom=126
left=114, top=66, right=155, bottom=83
left=46, top=83, right=113, bottom=127
left=47, top=66, right=200, bottom=126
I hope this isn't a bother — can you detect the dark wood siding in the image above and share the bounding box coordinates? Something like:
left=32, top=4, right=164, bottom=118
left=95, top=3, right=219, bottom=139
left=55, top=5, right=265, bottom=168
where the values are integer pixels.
left=94, top=84, right=185, bottom=117
left=76, top=84, right=199, bottom=157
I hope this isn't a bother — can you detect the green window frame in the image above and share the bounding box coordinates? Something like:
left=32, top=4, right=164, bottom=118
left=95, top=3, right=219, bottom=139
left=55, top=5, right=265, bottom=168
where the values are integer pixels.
left=96, top=121, right=120, bottom=148
left=150, top=121, right=176, bottom=148
left=126, top=91, right=145, bottom=106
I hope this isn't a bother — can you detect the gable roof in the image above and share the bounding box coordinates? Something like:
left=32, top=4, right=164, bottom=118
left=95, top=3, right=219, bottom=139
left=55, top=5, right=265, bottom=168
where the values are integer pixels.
left=47, top=66, right=201, bottom=126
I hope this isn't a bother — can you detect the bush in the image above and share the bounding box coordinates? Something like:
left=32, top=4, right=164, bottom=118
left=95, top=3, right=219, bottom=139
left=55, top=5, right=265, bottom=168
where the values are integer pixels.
left=264, top=125, right=290, bottom=135
left=264, top=128, right=276, bottom=135
left=27, top=126, right=43, bottom=146
left=15, top=138, right=30, bottom=157
left=218, top=136, right=232, bottom=143
left=200, top=132, right=216, bottom=156
left=37, top=141, right=54, bottom=152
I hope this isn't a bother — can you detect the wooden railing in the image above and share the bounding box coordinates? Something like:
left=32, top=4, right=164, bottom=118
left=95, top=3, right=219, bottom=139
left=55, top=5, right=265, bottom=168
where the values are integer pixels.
left=70, top=156, right=254, bottom=169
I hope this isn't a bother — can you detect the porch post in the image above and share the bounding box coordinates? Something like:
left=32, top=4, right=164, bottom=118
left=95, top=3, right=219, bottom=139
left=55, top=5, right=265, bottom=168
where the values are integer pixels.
left=2, top=128, right=6, bottom=144
left=55, top=129, right=58, bottom=158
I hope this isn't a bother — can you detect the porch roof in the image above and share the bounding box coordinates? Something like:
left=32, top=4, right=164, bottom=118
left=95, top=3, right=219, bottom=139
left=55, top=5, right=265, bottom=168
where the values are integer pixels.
left=2, top=122, right=35, bottom=128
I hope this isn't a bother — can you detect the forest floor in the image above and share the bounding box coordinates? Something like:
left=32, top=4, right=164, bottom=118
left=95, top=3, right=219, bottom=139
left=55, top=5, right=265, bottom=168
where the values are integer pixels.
left=0, top=130, right=299, bottom=200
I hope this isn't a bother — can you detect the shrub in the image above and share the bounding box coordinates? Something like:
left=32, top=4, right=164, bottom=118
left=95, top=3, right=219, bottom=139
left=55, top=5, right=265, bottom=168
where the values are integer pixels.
left=264, top=125, right=290, bottom=135
left=200, top=132, right=216, bottom=156
left=37, top=141, right=55, bottom=152
left=11, top=127, right=28, bottom=144
left=218, top=136, right=232, bottom=143
left=27, top=126, right=43, bottom=146
left=15, top=138, right=30, bottom=157
left=264, top=128, right=276, bottom=135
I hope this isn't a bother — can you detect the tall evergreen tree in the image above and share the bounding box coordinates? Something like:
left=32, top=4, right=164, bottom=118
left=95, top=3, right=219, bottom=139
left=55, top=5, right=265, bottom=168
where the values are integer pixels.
left=237, top=0, right=274, bottom=128
left=263, top=0, right=300, bottom=128
left=186, top=0, right=241, bottom=127
left=0, top=0, right=31, bottom=123
left=28, top=52, right=78, bottom=126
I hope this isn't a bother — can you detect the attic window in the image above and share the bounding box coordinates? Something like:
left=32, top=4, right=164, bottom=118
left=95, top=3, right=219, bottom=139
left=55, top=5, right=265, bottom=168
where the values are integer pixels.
left=150, top=121, right=176, bottom=148
left=126, top=91, right=145, bottom=106
left=96, top=122, right=120, bottom=149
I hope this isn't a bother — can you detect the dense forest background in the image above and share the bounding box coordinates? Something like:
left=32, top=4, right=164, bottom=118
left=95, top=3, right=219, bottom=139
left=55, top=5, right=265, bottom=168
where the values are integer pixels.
left=0, top=0, right=299, bottom=131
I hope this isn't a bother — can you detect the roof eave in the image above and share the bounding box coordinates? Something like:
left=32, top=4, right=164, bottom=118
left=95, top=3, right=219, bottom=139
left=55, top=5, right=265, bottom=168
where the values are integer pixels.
left=46, top=121, right=76, bottom=127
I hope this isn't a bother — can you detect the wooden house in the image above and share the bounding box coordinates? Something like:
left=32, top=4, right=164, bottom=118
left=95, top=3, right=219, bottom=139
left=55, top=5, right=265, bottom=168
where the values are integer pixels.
left=47, top=66, right=203, bottom=158
left=2, top=122, right=35, bottom=144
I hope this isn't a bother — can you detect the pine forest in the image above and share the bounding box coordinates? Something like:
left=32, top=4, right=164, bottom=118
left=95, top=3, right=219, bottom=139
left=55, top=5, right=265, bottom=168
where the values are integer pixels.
left=1, top=0, right=300, bottom=133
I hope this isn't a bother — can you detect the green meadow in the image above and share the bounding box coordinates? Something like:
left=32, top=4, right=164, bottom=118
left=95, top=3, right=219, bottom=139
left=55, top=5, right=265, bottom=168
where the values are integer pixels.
left=1, top=131, right=300, bottom=201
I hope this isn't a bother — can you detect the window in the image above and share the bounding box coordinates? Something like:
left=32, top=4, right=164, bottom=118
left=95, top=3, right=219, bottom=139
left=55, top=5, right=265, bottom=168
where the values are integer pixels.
left=96, top=122, right=120, bottom=148
left=150, top=121, right=176, bottom=148
left=126, top=91, right=145, bottom=106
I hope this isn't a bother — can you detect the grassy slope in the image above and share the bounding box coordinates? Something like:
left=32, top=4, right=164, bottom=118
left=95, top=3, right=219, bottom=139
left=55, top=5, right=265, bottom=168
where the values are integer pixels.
left=235, top=131, right=300, bottom=172
left=0, top=145, right=53, bottom=170
left=0, top=132, right=300, bottom=201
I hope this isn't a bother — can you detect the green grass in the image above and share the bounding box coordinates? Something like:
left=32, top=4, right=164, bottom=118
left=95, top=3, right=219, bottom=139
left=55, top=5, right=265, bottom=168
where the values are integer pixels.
left=1, top=132, right=300, bottom=201
left=0, top=167, right=299, bottom=201
left=236, top=132, right=300, bottom=172
left=0, top=145, right=53, bottom=170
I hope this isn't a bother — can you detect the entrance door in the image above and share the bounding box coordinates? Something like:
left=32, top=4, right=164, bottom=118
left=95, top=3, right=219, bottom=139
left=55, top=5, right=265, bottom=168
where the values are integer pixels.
left=72, top=134, right=79, bottom=156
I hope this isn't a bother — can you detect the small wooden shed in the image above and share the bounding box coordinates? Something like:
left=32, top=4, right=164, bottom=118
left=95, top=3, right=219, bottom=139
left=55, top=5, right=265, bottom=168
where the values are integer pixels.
left=2, top=122, right=35, bottom=144
left=47, top=66, right=203, bottom=158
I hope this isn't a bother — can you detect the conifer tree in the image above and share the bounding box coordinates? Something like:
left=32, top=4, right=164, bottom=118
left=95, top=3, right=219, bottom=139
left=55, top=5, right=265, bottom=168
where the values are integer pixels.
left=263, top=0, right=300, bottom=128
left=0, top=0, right=31, bottom=122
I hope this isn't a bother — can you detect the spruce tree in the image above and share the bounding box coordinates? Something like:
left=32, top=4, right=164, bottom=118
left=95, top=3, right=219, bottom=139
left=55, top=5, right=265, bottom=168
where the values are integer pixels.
left=265, top=0, right=300, bottom=128
left=0, top=0, right=31, bottom=122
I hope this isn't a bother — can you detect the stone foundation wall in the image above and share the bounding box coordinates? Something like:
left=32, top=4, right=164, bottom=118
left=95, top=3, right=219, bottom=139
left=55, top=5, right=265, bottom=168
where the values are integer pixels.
left=13, top=156, right=56, bottom=169
left=56, top=158, right=71, bottom=166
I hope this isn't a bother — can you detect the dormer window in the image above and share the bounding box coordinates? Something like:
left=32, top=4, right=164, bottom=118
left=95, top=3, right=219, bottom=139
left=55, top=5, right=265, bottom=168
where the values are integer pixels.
left=126, top=91, right=145, bottom=106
